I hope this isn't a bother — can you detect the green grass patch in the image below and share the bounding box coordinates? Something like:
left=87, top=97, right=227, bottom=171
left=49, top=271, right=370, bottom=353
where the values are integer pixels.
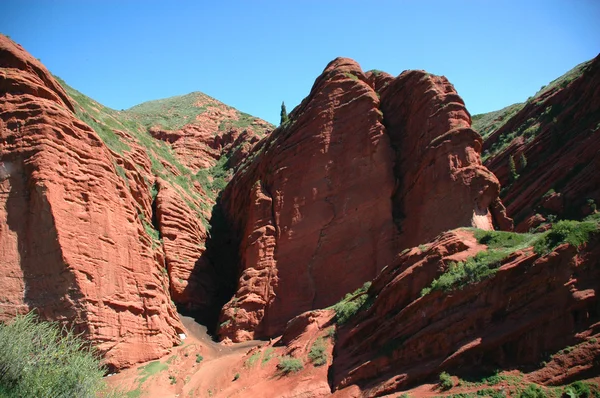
left=262, top=348, right=275, bottom=365
left=125, top=92, right=211, bottom=131
left=473, top=230, right=536, bottom=249
left=244, top=350, right=261, bottom=368
left=137, top=361, right=168, bottom=384
left=332, top=282, right=372, bottom=324
left=422, top=229, right=540, bottom=296
left=421, top=251, right=507, bottom=296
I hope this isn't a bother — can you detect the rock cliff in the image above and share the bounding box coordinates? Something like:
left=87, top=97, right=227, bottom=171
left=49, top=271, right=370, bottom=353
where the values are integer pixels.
left=0, top=35, right=183, bottom=369
left=217, top=58, right=507, bottom=341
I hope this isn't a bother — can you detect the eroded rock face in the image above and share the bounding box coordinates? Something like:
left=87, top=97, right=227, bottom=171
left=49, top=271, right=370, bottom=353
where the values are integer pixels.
left=377, top=69, right=512, bottom=247
left=149, top=125, right=263, bottom=173
left=482, top=55, right=600, bottom=228
left=331, top=230, right=600, bottom=395
left=0, top=35, right=183, bottom=369
left=154, top=179, right=215, bottom=313
left=217, top=58, right=506, bottom=341
left=218, top=58, right=398, bottom=341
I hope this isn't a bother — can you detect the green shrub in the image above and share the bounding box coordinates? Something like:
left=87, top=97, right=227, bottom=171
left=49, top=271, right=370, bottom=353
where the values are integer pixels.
left=195, top=354, right=203, bottom=363
left=476, top=388, right=506, bottom=397
left=421, top=251, right=505, bottom=296
left=518, top=384, right=547, bottom=398
left=308, top=338, right=327, bottom=366
left=233, top=373, right=240, bottom=381
left=332, top=282, right=372, bottom=324
left=0, top=312, right=110, bottom=398
left=277, top=356, right=303, bottom=375
left=533, top=220, right=598, bottom=255
left=439, top=371, right=454, bottom=390
left=474, top=230, right=535, bottom=249
left=564, top=381, right=593, bottom=398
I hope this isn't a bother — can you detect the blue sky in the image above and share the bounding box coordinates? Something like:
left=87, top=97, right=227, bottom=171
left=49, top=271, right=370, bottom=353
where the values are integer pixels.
left=1, top=1, right=599, bottom=125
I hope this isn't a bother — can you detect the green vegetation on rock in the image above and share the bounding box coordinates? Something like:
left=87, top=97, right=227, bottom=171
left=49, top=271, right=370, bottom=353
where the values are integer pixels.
left=332, top=281, right=372, bottom=324
left=533, top=219, right=599, bottom=255
left=308, top=337, right=327, bottom=366
left=277, top=356, right=303, bottom=375
left=438, top=371, right=454, bottom=391
left=422, top=217, right=599, bottom=296
left=475, top=59, right=592, bottom=162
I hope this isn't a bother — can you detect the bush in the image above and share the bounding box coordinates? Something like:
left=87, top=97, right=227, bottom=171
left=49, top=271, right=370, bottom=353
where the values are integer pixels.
left=421, top=251, right=505, bottom=296
left=0, top=312, right=110, bottom=398
left=332, top=282, right=372, bottom=324
left=518, top=384, right=547, bottom=398
left=196, top=354, right=203, bottom=363
left=533, top=219, right=598, bottom=255
left=474, top=230, right=534, bottom=249
left=439, top=371, right=454, bottom=391
left=277, top=356, right=303, bottom=375
left=308, top=338, right=327, bottom=366
left=564, top=381, right=592, bottom=398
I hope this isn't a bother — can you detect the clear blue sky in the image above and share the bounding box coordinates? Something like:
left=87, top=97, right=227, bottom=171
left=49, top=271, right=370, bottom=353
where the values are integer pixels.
left=1, top=1, right=599, bottom=125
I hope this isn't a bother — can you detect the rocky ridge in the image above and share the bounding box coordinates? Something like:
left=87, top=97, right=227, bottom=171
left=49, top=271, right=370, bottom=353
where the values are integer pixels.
left=474, top=56, right=600, bottom=232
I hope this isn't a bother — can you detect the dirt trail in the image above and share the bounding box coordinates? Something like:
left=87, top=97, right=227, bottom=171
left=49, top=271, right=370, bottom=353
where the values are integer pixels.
left=107, top=314, right=264, bottom=398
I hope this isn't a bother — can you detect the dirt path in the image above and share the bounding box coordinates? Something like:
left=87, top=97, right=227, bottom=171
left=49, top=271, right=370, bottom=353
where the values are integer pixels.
left=106, top=314, right=264, bottom=398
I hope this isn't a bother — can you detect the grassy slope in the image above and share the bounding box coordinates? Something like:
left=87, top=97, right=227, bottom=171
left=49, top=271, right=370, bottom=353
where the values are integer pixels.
left=53, top=76, right=268, bottom=224
left=472, top=59, right=592, bottom=162
left=125, top=91, right=271, bottom=135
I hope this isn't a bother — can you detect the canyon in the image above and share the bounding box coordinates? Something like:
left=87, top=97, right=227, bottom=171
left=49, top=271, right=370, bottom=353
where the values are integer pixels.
left=0, top=34, right=598, bottom=397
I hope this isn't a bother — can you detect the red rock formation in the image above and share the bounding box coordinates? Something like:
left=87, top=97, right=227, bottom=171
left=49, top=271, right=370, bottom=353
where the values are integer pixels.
left=483, top=55, right=600, bottom=227
left=378, top=69, right=511, bottom=247
left=331, top=230, right=600, bottom=395
left=0, top=35, right=184, bottom=369
left=218, top=58, right=398, bottom=341
left=154, top=179, right=215, bottom=312
left=149, top=125, right=263, bottom=173
left=217, top=58, right=507, bottom=341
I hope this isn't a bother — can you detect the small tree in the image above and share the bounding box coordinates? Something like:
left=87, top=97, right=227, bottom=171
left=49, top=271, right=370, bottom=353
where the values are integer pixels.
left=520, top=153, right=527, bottom=169
left=280, top=101, right=288, bottom=125
left=509, top=155, right=519, bottom=182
